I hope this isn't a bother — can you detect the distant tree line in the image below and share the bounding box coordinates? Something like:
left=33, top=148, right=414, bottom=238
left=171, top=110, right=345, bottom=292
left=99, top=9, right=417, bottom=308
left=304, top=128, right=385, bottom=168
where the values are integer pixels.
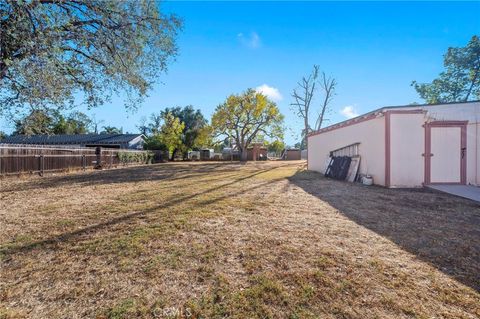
left=3, top=109, right=123, bottom=137
left=140, top=91, right=285, bottom=161
left=2, top=95, right=286, bottom=163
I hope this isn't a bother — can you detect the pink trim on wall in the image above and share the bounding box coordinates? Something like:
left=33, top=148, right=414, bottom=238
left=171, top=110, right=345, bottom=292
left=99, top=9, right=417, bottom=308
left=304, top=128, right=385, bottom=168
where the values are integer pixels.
left=461, top=125, right=467, bottom=184
left=307, top=142, right=310, bottom=170
left=384, top=112, right=391, bottom=187
left=307, top=113, right=379, bottom=138
left=424, top=123, right=430, bottom=185
left=384, top=110, right=425, bottom=115
left=308, top=108, right=426, bottom=139
left=424, top=121, right=468, bottom=185
left=384, top=110, right=426, bottom=188
left=427, top=120, right=468, bottom=127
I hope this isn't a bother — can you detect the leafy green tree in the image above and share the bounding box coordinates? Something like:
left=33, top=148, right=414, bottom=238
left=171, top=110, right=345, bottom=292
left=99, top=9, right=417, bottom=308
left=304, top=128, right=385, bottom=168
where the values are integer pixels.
left=141, top=106, right=210, bottom=159
left=101, top=126, right=123, bottom=135
left=267, top=140, right=286, bottom=156
left=159, top=113, right=185, bottom=159
left=160, top=106, right=208, bottom=158
left=211, top=89, right=284, bottom=161
left=143, top=112, right=184, bottom=160
left=137, top=116, right=149, bottom=136
left=52, top=111, right=92, bottom=134
left=194, top=125, right=214, bottom=150
left=140, top=113, right=164, bottom=136
left=13, top=109, right=92, bottom=135
left=13, top=109, right=54, bottom=135
left=412, top=35, right=480, bottom=103
left=0, top=0, right=182, bottom=114
left=0, top=131, right=7, bottom=140
left=143, top=135, right=167, bottom=151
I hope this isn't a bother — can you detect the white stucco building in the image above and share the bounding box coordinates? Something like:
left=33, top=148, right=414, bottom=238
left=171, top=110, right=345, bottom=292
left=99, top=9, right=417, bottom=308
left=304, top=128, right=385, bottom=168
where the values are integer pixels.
left=307, top=101, right=480, bottom=188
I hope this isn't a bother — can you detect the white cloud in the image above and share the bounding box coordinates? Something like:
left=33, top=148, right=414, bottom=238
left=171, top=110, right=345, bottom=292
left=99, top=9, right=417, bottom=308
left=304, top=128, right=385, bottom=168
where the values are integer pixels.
left=238, top=32, right=261, bottom=48
left=256, top=84, right=283, bottom=102
left=340, top=106, right=359, bottom=119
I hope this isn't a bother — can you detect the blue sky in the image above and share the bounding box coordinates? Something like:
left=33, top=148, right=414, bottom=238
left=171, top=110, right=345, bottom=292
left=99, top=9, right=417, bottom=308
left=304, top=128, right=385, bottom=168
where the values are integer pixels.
left=2, top=1, right=479, bottom=145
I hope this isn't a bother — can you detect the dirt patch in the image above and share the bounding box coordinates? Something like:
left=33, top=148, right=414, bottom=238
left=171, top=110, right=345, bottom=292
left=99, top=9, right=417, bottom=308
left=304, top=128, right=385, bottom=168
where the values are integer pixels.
left=0, top=161, right=479, bottom=318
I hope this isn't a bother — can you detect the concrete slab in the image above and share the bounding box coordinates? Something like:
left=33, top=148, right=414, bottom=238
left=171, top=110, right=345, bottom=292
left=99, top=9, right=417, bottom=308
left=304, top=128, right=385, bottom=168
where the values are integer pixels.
left=428, top=184, right=480, bottom=203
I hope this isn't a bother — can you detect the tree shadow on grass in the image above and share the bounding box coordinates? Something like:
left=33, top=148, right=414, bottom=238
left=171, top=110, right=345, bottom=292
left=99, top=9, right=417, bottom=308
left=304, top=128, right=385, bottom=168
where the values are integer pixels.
left=0, top=162, right=296, bottom=259
left=288, top=169, right=480, bottom=292
left=0, top=162, right=254, bottom=194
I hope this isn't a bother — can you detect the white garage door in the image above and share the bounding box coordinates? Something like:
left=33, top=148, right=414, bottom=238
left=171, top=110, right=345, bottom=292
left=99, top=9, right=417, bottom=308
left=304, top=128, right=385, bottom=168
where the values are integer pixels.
left=430, top=127, right=461, bottom=183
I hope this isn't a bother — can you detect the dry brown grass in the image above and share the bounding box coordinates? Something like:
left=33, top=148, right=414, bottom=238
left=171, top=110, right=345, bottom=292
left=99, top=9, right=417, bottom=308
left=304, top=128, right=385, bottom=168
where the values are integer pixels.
left=0, top=161, right=479, bottom=318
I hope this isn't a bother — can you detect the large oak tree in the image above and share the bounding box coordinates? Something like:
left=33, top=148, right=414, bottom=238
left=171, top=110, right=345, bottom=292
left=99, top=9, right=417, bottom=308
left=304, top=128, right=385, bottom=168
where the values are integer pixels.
left=211, top=89, right=284, bottom=161
left=0, top=0, right=182, bottom=115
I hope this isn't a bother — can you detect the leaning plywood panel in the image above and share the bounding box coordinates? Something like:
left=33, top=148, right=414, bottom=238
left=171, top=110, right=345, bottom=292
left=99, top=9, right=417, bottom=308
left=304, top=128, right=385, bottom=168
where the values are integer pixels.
left=346, top=156, right=361, bottom=182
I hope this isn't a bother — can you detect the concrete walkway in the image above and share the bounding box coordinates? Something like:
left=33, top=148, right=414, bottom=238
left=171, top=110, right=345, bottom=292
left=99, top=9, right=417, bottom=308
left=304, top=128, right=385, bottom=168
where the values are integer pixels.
left=428, top=184, right=480, bottom=203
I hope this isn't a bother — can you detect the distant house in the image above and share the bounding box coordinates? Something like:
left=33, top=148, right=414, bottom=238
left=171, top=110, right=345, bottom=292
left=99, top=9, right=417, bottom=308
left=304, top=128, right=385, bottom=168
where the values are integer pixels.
left=1, top=133, right=146, bottom=150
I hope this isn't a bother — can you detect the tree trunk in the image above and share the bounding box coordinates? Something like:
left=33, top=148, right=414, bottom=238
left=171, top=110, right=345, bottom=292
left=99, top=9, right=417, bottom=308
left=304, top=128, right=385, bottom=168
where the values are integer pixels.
left=464, top=67, right=479, bottom=101
left=170, top=148, right=178, bottom=161
left=240, top=148, right=248, bottom=162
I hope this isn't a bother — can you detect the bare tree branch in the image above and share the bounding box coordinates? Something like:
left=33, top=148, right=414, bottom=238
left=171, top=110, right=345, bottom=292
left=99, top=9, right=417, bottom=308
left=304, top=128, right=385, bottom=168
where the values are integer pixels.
left=290, top=65, right=319, bottom=148
left=315, top=71, right=337, bottom=131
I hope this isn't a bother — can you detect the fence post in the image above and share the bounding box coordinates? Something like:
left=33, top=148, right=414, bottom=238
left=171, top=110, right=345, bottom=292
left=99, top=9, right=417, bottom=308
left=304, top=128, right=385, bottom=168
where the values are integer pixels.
left=82, top=154, right=86, bottom=171
left=39, top=155, right=44, bottom=176
left=95, top=147, right=101, bottom=169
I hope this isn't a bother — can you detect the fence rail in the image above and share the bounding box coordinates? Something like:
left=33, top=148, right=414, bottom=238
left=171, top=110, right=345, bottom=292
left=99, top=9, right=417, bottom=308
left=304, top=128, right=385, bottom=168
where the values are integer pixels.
left=0, top=144, right=150, bottom=176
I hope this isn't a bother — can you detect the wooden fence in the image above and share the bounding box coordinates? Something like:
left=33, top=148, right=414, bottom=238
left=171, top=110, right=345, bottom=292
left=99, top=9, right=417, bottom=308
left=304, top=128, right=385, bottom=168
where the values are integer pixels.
left=0, top=144, right=150, bottom=176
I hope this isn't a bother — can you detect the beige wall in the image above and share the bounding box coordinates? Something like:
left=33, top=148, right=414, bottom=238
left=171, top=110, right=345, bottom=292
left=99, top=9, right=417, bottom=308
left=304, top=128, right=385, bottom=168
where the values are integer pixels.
left=308, top=116, right=386, bottom=186
left=389, top=113, right=425, bottom=187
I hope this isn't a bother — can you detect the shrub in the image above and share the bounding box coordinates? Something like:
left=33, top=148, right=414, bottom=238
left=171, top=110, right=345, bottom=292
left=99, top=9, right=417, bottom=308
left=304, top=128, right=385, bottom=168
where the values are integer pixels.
left=117, top=151, right=154, bottom=165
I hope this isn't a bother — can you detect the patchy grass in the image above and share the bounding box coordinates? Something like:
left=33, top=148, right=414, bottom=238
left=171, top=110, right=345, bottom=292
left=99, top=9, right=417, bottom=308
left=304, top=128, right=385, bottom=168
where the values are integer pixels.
left=0, top=161, right=479, bottom=318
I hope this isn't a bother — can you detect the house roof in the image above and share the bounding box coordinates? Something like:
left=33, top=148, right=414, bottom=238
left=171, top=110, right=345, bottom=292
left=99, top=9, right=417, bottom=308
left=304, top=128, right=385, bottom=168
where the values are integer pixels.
left=308, top=100, right=480, bottom=137
left=1, top=133, right=144, bottom=145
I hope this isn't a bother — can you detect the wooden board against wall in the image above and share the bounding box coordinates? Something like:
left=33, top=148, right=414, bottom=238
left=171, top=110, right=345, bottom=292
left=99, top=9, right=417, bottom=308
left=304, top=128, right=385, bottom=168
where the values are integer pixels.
left=346, top=156, right=361, bottom=182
